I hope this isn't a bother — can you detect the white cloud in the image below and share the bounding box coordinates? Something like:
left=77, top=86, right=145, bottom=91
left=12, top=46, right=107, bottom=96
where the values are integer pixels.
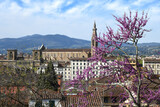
left=51, top=0, right=64, bottom=9
left=9, top=2, right=22, bottom=14
left=104, top=0, right=129, bottom=14
left=66, top=0, right=73, bottom=6
left=21, top=0, right=30, bottom=4
left=133, top=0, right=155, bottom=6
left=22, top=6, right=41, bottom=16
left=0, top=0, right=159, bottom=43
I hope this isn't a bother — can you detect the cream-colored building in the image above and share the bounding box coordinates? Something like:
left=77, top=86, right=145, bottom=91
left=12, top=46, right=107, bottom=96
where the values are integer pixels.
left=34, top=22, right=98, bottom=81
left=143, top=58, right=160, bottom=75
left=32, top=22, right=98, bottom=62
left=42, top=49, right=91, bottom=61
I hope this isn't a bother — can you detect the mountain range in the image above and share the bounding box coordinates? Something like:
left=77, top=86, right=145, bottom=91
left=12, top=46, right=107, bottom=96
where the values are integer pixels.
left=0, top=34, right=160, bottom=55
left=0, top=34, right=91, bottom=53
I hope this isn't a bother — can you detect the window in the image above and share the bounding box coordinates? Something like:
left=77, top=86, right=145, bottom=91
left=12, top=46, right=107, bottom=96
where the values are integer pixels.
left=104, top=97, right=108, bottom=103
left=73, top=71, right=75, bottom=74
left=54, top=53, right=56, bottom=57
left=67, top=53, right=70, bottom=57
left=96, top=71, right=98, bottom=74
left=77, top=63, right=78, bottom=65
left=157, top=70, right=160, bottom=74
left=111, top=97, right=117, bottom=103
left=35, top=101, right=42, bottom=107
left=49, top=100, right=55, bottom=107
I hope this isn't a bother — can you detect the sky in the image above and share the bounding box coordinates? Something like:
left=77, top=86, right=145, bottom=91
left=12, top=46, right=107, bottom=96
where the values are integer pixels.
left=0, top=0, right=160, bottom=43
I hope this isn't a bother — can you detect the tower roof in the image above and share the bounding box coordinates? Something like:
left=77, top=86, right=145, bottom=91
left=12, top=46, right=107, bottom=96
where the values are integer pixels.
left=94, top=21, right=96, bottom=29
left=92, top=21, right=97, bottom=36
left=93, top=21, right=97, bottom=30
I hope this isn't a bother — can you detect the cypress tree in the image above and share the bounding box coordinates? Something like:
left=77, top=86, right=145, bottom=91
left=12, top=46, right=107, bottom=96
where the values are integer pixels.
left=37, top=61, right=59, bottom=91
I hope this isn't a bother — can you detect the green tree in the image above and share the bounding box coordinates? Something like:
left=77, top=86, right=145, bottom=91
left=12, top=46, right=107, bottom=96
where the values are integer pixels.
left=37, top=61, right=59, bottom=91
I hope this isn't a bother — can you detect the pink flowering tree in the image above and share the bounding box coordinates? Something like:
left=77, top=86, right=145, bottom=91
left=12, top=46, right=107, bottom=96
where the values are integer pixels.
left=66, top=11, right=160, bottom=107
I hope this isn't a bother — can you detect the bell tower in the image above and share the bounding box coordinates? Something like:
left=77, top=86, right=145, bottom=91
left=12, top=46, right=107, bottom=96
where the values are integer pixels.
left=7, top=49, right=17, bottom=60
left=91, top=22, right=98, bottom=56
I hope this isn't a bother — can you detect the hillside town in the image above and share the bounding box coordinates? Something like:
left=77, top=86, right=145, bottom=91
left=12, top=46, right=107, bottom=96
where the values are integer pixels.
left=0, top=21, right=160, bottom=107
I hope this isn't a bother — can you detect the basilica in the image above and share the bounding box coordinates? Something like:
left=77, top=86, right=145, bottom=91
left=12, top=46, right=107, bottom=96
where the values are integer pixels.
left=32, top=22, right=98, bottom=62
left=0, top=22, right=97, bottom=81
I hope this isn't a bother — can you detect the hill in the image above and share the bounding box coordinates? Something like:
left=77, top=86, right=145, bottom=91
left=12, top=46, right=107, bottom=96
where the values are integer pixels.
left=0, top=34, right=160, bottom=55
left=0, top=34, right=91, bottom=53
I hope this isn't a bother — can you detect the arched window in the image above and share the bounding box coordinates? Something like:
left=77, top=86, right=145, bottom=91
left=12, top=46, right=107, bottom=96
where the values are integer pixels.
left=9, top=52, right=13, bottom=60
left=34, top=52, right=38, bottom=60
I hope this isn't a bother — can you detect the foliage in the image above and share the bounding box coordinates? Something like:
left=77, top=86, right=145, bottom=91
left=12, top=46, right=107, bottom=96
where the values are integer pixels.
left=37, top=61, right=59, bottom=91
left=0, top=65, right=37, bottom=106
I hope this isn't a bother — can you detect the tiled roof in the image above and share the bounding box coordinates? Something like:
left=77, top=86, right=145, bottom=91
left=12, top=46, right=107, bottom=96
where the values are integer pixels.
left=43, top=48, right=91, bottom=52
left=101, top=86, right=125, bottom=97
left=69, top=57, right=89, bottom=60
left=30, top=89, right=62, bottom=100
left=0, top=86, right=29, bottom=106
left=142, top=78, right=160, bottom=89
left=61, top=91, right=102, bottom=107
left=144, top=58, right=160, bottom=62
left=58, top=61, right=70, bottom=67
left=105, top=56, right=117, bottom=60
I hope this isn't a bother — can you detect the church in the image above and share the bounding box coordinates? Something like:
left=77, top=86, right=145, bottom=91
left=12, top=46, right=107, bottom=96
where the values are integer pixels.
left=0, top=22, right=98, bottom=69
left=32, top=22, right=98, bottom=62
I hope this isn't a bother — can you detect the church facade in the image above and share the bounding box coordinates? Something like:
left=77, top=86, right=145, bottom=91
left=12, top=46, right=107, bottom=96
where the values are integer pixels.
left=32, top=22, right=98, bottom=62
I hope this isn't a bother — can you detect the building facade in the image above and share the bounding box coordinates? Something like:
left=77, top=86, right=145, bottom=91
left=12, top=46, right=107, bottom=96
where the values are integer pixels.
left=143, top=58, right=160, bottom=75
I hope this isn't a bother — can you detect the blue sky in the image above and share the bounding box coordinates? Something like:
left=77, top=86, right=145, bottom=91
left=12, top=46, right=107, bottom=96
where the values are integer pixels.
left=0, top=0, right=160, bottom=43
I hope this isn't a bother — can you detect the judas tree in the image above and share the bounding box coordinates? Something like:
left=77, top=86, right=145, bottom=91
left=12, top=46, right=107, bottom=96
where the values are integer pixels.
left=66, top=11, right=160, bottom=107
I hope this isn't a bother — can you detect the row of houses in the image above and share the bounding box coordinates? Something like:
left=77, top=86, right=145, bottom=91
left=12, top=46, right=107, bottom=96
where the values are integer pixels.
left=1, top=75, right=159, bottom=107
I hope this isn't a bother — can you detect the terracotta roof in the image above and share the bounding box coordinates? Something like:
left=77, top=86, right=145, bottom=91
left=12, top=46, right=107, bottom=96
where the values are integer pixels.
left=142, top=78, right=160, bottom=89
left=43, top=48, right=91, bottom=52
left=58, top=61, right=70, bottom=67
left=105, top=56, right=117, bottom=60
left=0, top=86, right=29, bottom=106
left=101, top=86, right=125, bottom=97
left=62, top=91, right=102, bottom=107
left=69, top=57, right=89, bottom=60
left=144, top=58, right=160, bottom=63
left=30, top=89, right=62, bottom=100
